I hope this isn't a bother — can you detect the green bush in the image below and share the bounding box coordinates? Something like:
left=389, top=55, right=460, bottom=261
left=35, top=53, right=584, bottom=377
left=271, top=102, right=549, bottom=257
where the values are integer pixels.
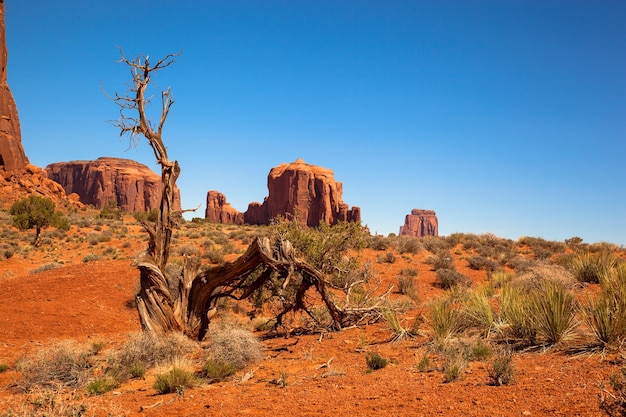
left=153, top=359, right=198, bottom=395
left=86, top=377, right=119, bottom=395
left=365, top=352, right=388, bottom=371
left=203, top=358, right=237, bottom=380
left=10, top=195, right=66, bottom=246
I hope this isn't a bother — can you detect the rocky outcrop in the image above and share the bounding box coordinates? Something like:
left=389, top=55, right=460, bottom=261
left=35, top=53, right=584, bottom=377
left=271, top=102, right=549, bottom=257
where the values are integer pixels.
left=44, top=157, right=181, bottom=212
left=0, top=2, right=29, bottom=173
left=0, top=164, right=81, bottom=210
left=399, top=209, right=438, bottom=237
left=206, top=159, right=360, bottom=227
left=205, top=190, right=243, bottom=224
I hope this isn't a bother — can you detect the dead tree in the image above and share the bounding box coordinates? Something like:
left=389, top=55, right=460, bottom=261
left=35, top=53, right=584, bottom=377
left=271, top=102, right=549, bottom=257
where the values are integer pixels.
left=111, top=50, right=385, bottom=340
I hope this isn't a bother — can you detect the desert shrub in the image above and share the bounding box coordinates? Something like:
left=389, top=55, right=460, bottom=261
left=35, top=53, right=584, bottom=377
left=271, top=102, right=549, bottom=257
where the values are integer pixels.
left=501, top=278, right=578, bottom=345
left=16, top=341, right=94, bottom=389
left=203, top=358, right=237, bottom=380
left=530, top=279, right=578, bottom=344
left=366, top=234, right=389, bottom=251
left=511, top=261, right=577, bottom=291
left=108, top=332, right=198, bottom=383
left=153, top=358, right=198, bottom=395
left=377, top=252, right=396, bottom=264
left=203, top=247, right=225, bottom=264
left=365, top=352, right=388, bottom=371
left=2, top=389, right=90, bottom=417
left=518, top=236, right=566, bottom=260
left=86, top=377, right=119, bottom=395
left=489, top=270, right=513, bottom=289
left=398, top=275, right=418, bottom=301
left=381, top=307, right=418, bottom=342
left=488, top=348, right=515, bottom=386
left=463, top=339, right=492, bottom=361
left=466, top=255, right=498, bottom=272
left=177, top=244, right=201, bottom=257
left=30, top=262, right=64, bottom=274
left=416, top=355, right=432, bottom=372
left=436, top=269, right=471, bottom=290
left=0, top=363, right=9, bottom=372
left=99, top=200, right=122, bottom=220
left=10, top=195, right=68, bottom=245
left=442, top=349, right=466, bottom=382
left=430, top=298, right=461, bottom=344
left=392, top=236, right=423, bottom=255
left=601, top=365, right=626, bottom=416
left=421, top=236, right=451, bottom=253
left=206, top=324, right=263, bottom=371
left=82, top=254, right=103, bottom=263
left=425, top=250, right=454, bottom=271
left=569, top=251, right=617, bottom=284
left=500, top=284, right=536, bottom=343
left=102, top=246, right=118, bottom=258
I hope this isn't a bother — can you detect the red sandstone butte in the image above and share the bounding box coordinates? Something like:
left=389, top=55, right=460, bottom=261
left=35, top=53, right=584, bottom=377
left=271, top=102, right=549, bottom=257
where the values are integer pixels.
left=399, top=209, right=438, bottom=237
left=0, top=2, right=29, bottom=173
left=205, top=159, right=360, bottom=227
left=44, top=157, right=181, bottom=212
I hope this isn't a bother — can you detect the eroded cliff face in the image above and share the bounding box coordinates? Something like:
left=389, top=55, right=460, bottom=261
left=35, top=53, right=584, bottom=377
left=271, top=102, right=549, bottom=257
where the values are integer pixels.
left=0, top=1, right=29, bottom=173
left=399, top=209, right=438, bottom=237
left=45, top=157, right=181, bottom=212
left=206, top=159, right=361, bottom=227
left=205, top=190, right=244, bottom=225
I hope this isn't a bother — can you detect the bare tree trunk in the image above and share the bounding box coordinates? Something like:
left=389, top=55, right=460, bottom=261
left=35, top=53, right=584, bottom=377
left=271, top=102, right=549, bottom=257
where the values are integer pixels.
left=110, top=50, right=379, bottom=340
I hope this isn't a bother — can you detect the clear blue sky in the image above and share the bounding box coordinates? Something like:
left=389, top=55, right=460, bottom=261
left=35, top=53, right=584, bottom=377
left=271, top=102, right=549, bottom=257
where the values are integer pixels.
left=6, top=1, right=625, bottom=244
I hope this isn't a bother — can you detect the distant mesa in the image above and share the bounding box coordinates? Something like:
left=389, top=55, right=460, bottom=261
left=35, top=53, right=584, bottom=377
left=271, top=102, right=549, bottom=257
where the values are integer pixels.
left=399, top=209, right=438, bottom=237
left=45, top=157, right=181, bottom=213
left=0, top=2, right=29, bottom=173
left=205, top=158, right=361, bottom=227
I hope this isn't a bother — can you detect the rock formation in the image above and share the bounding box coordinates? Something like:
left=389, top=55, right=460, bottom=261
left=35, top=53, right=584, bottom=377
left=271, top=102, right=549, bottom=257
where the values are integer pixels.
left=399, top=209, right=438, bottom=237
left=205, top=190, right=244, bottom=224
left=205, top=159, right=360, bottom=227
left=0, top=1, right=29, bottom=173
left=45, top=157, right=181, bottom=212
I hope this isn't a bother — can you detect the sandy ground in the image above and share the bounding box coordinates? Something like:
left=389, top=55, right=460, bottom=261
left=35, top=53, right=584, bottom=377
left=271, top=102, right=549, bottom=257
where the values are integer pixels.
left=0, top=223, right=622, bottom=416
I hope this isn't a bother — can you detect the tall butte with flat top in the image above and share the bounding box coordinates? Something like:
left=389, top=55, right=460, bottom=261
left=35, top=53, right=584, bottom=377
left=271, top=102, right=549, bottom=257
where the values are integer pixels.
left=0, top=0, right=29, bottom=173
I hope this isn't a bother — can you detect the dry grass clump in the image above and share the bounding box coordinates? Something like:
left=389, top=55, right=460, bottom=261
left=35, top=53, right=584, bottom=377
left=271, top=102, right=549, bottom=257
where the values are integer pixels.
left=204, top=324, right=263, bottom=378
left=153, top=357, right=199, bottom=395
left=397, top=268, right=419, bottom=301
left=107, top=332, right=199, bottom=383
left=488, top=347, right=515, bottom=386
left=16, top=340, right=94, bottom=390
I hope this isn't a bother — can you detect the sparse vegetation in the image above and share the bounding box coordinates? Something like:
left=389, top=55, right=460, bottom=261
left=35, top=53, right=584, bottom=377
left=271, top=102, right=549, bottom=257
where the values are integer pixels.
left=365, top=352, right=388, bottom=371
left=488, top=348, right=515, bottom=386
left=153, top=358, right=198, bottom=395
